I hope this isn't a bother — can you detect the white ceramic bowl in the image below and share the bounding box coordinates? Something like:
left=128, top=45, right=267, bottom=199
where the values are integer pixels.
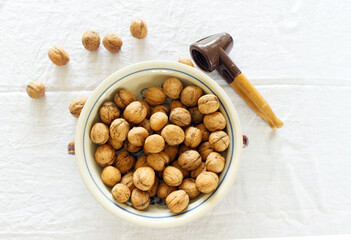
left=75, top=60, right=243, bottom=228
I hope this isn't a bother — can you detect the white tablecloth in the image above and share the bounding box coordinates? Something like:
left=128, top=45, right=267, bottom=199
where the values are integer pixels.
left=1, top=0, right=351, bottom=239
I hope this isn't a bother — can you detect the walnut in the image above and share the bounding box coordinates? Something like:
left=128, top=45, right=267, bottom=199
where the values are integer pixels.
left=163, top=166, right=183, bottom=187
left=190, top=162, right=206, bottom=179
left=180, top=86, right=203, bottom=107
left=112, top=183, right=131, bottom=203
left=114, top=151, right=135, bottom=174
left=195, top=171, right=219, bottom=193
left=195, top=123, right=210, bottom=142
left=107, top=137, right=123, bottom=150
left=99, top=101, right=120, bottom=125
left=138, top=119, right=154, bottom=135
left=171, top=160, right=190, bottom=178
left=110, top=118, right=130, bottom=141
left=150, top=112, right=168, bottom=131
left=144, top=134, right=165, bottom=153
left=124, top=140, right=142, bottom=153
left=102, top=33, right=123, bottom=53
left=151, top=105, right=169, bottom=115
left=69, top=97, right=88, bottom=118
left=179, top=178, right=200, bottom=199
left=101, top=166, right=121, bottom=187
left=164, top=145, right=178, bottom=162
left=144, top=87, right=167, bottom=106
left=147, top=177, right=159, bottom=197
left=139, top=100, right=151, bottom=118
left=178, top=150, right=202, bottom=171
left=169, top=108, right=191, bottom=127
left=82, top=30, right=100, bottom=51
left=114, top=89, right=136, bottom=109
left=94, top=144, right=115, bottom=166
left=161, top=124, right=185, bottom=146
left=133, top=167, right=155, bottom=191
left=68, top=141, right=75, bottom=155
left=157, top=181, right=176, bottom=199
left=127, top=127, right=149, bottom=146
left=48, top=46, right=70, bottom=66
left=184, top=127, right=202, bottom=148
left=90, top=122, right=109, bottom=144
left=121, top=172, right=135, bottom=191
left=178, top=57, right=194, bottom=67
left=203, top=112, right=226, bottom=131
left=135, top=155, right=149, bottom=169
left=198, top=94, right=220, bottom=114
left=146, top=151, right=169, bottom=171
left=205, top=152, right=225, bottom=173
left=163, top=77, right=183, bottom=99
left=178, top=144, right=194, bottom=155
left=124, top=101, right=147, bottom=124
left=166, top=190, right=189, bottom=213
left=131, top=188, right=150, bottom=210
left=169, top=100, right=186, bottom=111
left=209, top=131, right=230, bottom=152
left=130, top=19, right=148, bottom=39
left=188, top=107, right=204, bottom=125
left=198, top=141, right=214, bottom=160
left=26, top=81, right=45, bottom=99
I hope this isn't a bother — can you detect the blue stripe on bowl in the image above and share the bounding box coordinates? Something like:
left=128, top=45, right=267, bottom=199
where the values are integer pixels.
left=83, top=68, right=234, bottom=218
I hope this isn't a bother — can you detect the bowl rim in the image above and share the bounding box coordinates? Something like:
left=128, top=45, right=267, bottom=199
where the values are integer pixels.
left=75, top=60, right=243, bottom=228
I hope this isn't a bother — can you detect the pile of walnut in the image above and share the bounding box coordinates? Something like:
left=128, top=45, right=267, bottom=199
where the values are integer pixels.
left=90, top=77, right=229, bottom=214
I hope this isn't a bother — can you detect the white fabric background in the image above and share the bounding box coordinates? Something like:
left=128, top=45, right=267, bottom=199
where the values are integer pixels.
left=1, top=0, right=351, bottom=239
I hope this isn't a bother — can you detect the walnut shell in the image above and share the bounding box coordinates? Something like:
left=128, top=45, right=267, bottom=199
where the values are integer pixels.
left=164, top=145, right=178, bottom=162
left=144, top=134, right=165, bottom=153
left=69, top=97, right=88, bottom=118
left=139, top=100, right=151, bottom=118
left=99, top=101, right=120, bottom=125
left=178, top=144, right=194, bottom=156
left=130, top=19, right=148, bottom=39
left=178, top=150, right=202, bottom=171
left=151, top=105, right=169, bottom=115
left=169, top=108, right=191, bottom=127
left=112, top=183, right=131, bottom=203
left=131, top=188, right=150, bottom=210
left=146, top=151, right=169, bottom=171
left=94, top=144, right=115, bottom=166
left=188, top=107, right=204, bottom=125
left=163, top=166, right=183, bottom=187
left=145, top=87, right=167, bottom=106
left=169, top=100, right=186, bottom=111
left=103, top=33, right=123, bottom=53
left=205, top=152, right=225, bottom=173
left=203, top=112, right=226, bottom=132
left=133, top=167, right=155, bottom=191
left=184, top=126, right=202, bottom=148
left=147, top=177, right=159, bottom=197
left=161, top=124, right=185, bottom=146
left=179, top=178, right=200, bottom=199
left=110, top=118, right=130, bottom=141
left=166, top=190, right=189, bottom=213
left=107, top=137, right=123, bottom=150
left=150, top=112, right=168, bottom=131
left=171, top=160, right=190, bottom=178
left=90, top=122, right=109, bottom=145
left=138, top=119, right=154, bottom=135
left=178, top=57, right=194, bottom=67
left=124, top=101, right=147, bottom=124
left=121, top=172, right=135, bottom=191
left=48, top=46, right=70, bottom=66
left=196, top=171, right=219, bottom=193
left=163, top=77, right=183, bottom=99
left=135, top=155, right=149, bottom=169
left=198, top=94, right=220, bottom=114
left=101, top=166, right=121, bottom=187
left=127, top=127, right=149, bottom=146
left=195, top=123, right=210, bottom=142
left=114, top=151, right=135, bottom=174
left=114, top=90, right=136, bottom=109
left=180, top=86, right=203, bottom=107
left=209, top=131, right=230, bottom=152
left=190, top=162, right=206, bottom=179
left=198, top=141, right=214, bottom=160
left=157, top=181, right=176, bottom=199
left=26, top=81, right=45, bottom=99
left=82, top=30, right=100, bottom=51
left=124, top=140, right=142, bottom=153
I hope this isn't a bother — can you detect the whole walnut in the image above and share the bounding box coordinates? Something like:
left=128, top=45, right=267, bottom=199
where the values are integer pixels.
left=138, top=119, right=153, bottom=135
left=131, top=188, right=150, bottom=210
left=178, top=57, right=194, bottom=67
left=190, top=162, right=206, bottom=179
left=169, top=100, right=186, bottom=111
left=147, top=177, right=159, bottom=197
left=163, top=166, right=183, bottom=187
left=189, top=107, right=204, bottom=125
left=166, top=190, right=189, bottom=214
left=147, top=151, right=169, bottom=171
left=103, top=33, right=123, bottom=53
left=171, top=160, right=190, bottom=178
left=124, top=101, right=147, bottom=124
left=82, top=30, right=100, bottom=51
left=112, top=183, right=131, bottom=203
left=178, top=150, right=202, bottom=171
left=198, top=94, right=220, bottom=114
left=178, top=144, right=194, bottom=155
left=206, top=152, right=225, bottom=173
left=209, top=131, right=230, bottom=152
left=127, top=127, right=149, bottom=146
left=195, top=123, right=210, bottom=142
left=69, top=97, right=88, bottom=118
left=196, top=171, right=219, bottom=193
left=90, top=122, right=109, bottom=145
left=198, top=141, right=214, bottom=160
left=164, top=145, right=178, bottom=162
left=150, top=112, right=168, bottom=131
left=144, top=134, right=165, bottom=153
left=161, top=124, right=185, bottom=146
left=203, top=112, right=226, bottom=132
left=179, top=178, right=200, bottom=199
left=94, top=144, right=115, bottom=166
left=110, top=118, right=130, bottom=141
left=163, top=77, right=183, bottom=99
left=180, top=86, right=203, bottom=107
left=108, top=137, right=123, bottom=150
left=99, top=101, right=120, bottom=125
left=101, top=166, right=121, bottom=187
left=169, top=108, right=191, bottom=127
left=121, top=172, right=135, bottom=191
left=130, top=19, right=148, bottom=39
left=145, top=87, right=167, bottom=106
left=48, top=46, right=70, bottom=66
left=184, top=127, right=202, bottom=148
left=135, top=155, right=149, bottom=169
left=124, top=140, right=142, bottom=153
left=139, top=100, right=151, bottom=118
left=26, top=81, right=45, bottom=99
left=114, top=151, right=135, bottom=174
left=133, top=167, right=155, bottom=191
left=157, top=181, right=176, bottom=199
left=114, top=89, right=136, bottom=109
left=150, top=105, right=168, bottom=116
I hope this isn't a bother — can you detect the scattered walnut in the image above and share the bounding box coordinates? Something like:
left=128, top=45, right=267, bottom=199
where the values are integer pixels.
left=103, top=33, right=123, bottom=53
left=157, top=181, right=177, bottom=199
left=144, top=134, right=165, bottom=153
left=124, top=101, right=147, bottom=124
left=101, top=166, right=121, bottom=187
left=169, top=100, right=186, bottom=111
left=68, top=141, right=75, bottom=155
left=99, top=101, right=120, bottom=125
left=163, top=77, right=183, bottom=99
left=130, top=19, right=148, bottom=39
left=114, top=151, right=135, bottom=174
left=164, top=145, right=178, bottom=162
left=178, top=150, right=202, bottom=171
left=203, top=112, right=226, bottom=132
left=190, top=162, right=206, bottom=179
left=188, top=107, right=204, bottom=125
left=198, top=141, right=214, bottom=160
left=147, top=151, right=169, bottom=171
left=26, top=81, right=45, bottom=99
left=163, top=166, right=183, bottom=187
left=150, top=112, right=168, bottom=131
left=131, top=188, right=150, bottom=210
left=198, top=94, right=220, bottom=114
left=90, top=122, right=109, bottom=145
left=161, top=124, right=185, bottom=146
left=178, top=57, right=194, bottom=67
left=196, top=171, right=219, bottom=193
left=166, top=190, right=189, bottom=213
left=69, top=97, right=88, bottom=118
left=151, top=105, right=169, bottom=115
left=114, top=89, right=136, bottom=109
left=171, top=160, right=190, bottom=178
left=169, top=108, right=191, bottom=127
left=124, top=140, right=142, bottom=153
left=145, top=87, right=167, bottom=106
left=48, top=46, right=70, bottom=66
left=121, top=172, right=135, bottom=191
left=137, top=119, right=154, bottom=135
left=112, top=183, right=131, bottom=203
left=139, top=100, right=151, bottom=118
left=179, top=178, right=200, bottom=199
left=133, top=167, right=155, bottom=191
left=205, top=152, right=225, bottom=173
left=107, top=137, right=123, bottom=150
left=135, top=155, right=149, bottom=169
left=209, top=131, right=230, bottom=152
left=82, top=30, right=100, bottom=51
left=180, top=86, right=203, bottom=107
left=195, top=123, right=210, bottom=142
left=127, top=127, right=149, bottom=146
left=110, top=118, right=130, bottom=141
left=94, top=144, right=115, bottom=166
left=147, top=177, right=159, bottom=197
left=184, top=127, right=202, bottom=148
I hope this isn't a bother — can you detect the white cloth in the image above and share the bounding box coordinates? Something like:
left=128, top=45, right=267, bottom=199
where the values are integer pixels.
left=1, top=0, right=351, bottom=239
